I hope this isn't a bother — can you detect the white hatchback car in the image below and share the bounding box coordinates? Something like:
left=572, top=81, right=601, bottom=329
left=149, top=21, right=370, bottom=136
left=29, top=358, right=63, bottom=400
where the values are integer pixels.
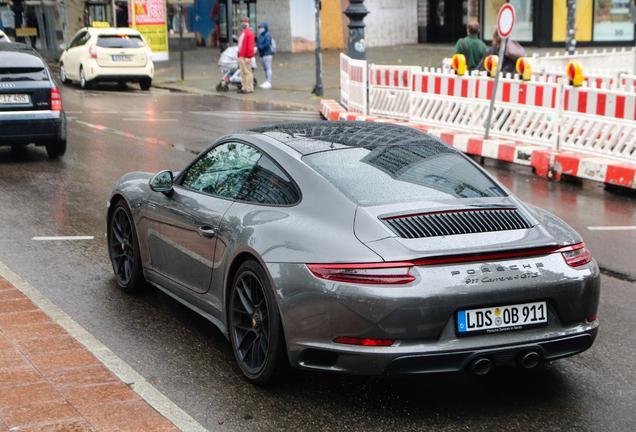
left=59, top=24, right=153, bottom=90
left=0, top=30, right=11, bottom=43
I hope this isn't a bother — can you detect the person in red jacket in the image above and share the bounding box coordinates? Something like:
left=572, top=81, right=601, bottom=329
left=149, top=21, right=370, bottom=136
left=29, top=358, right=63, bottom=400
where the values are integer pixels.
left=238, top=17, right=255, bottom=94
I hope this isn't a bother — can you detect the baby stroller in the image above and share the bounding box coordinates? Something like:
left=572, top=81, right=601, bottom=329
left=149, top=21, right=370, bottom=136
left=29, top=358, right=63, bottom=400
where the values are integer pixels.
left=216, top=46, right=257, bottom=92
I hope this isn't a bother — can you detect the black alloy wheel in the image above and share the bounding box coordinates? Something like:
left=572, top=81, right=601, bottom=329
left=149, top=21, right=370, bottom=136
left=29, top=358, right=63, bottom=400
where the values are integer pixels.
left=230, top=260, right=285, bottom=385
left=108, top=201, right=143, bottom=292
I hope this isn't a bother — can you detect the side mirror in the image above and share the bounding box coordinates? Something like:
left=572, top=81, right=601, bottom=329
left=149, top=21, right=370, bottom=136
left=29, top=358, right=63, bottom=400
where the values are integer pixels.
left=150, top=170, right=173, bottom=193
left=59, top=43, right=68, bottom=51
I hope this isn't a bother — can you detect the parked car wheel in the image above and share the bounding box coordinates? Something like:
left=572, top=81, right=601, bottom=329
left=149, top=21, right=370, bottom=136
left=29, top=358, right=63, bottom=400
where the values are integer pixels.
left=229, top=260, right=286, bottom=385
left=108, top=201, right=144, bottom=292
left=59, top=63, right=71, bottom=85
left=80, top=67, right=92, bottom=89
left=45, top=138, right=66, bottom=158
left=139, top=78, right=152, bottom=90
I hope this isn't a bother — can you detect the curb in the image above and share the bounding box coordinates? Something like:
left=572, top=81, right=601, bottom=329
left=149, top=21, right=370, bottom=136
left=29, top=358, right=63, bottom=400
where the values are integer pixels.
left=319, top=99, right=636, bottom=189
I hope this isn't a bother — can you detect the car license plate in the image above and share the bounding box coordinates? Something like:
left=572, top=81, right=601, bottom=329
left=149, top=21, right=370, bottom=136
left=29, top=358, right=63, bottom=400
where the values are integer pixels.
left=457, top=301, right=547, bottom=336
left=0, top=94, right=30, bottom=104
left=112, top=55, right=132, bottom=61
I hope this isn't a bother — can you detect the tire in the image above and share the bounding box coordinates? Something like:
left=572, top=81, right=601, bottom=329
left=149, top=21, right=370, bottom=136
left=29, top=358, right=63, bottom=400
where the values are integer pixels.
left=139, top=78, right=152, bottom=90
left=45, top=139, right=66, bottom=158
left=216, top=83, right=223, bottom=92
left=229, top=260, right=286, bottom=385
left=222, top=85, right=229, bottom=92
left=253, top=77, right=257, bottom=87
left=80, top=67, right=92, bottom=89
left=59, top=63, right=71, bottom=85
left=108, top=201, right=144, bottom=292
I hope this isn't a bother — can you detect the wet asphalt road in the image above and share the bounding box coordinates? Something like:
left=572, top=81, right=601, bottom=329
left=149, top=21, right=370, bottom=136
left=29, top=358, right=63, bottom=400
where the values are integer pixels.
left=1, top=82, right=635, bottom=431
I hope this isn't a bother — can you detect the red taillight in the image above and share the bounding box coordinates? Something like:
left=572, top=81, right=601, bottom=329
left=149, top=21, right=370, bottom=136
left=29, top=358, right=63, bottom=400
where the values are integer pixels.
left=306, top=263, right=415, bottom=284
left=586, top=313, right=597, bottom=323
left=334, top=337, right=394, bottom=346
left=559, top=243, right=592, bottom=267
left=50, top=88, right=62, bottom=111
left=89, top=44, right=97, bottom=59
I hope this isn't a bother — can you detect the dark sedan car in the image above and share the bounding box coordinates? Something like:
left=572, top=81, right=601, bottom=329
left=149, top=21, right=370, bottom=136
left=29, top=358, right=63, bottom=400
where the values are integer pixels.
left=106, top=122, right=600, bottom=385
left=0, top=43, right=67, bottom=157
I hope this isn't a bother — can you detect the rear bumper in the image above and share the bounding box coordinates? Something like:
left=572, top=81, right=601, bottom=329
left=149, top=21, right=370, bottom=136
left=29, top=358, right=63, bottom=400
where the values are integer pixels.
left=85, top=60, right=154, bottom=82
left=0, top=110, right=66, bottom=145
left=267, top=256, right=601, bottom=376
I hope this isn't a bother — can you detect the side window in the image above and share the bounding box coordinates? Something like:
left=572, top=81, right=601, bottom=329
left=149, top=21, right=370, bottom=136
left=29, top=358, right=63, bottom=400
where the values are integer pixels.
left=181, top=142, right=261, bottom=199
left=237, top=156, right=300, bottom=205
left=80, top=32, right=92, bottom=45
left=70, top=32, right=86, bottom=48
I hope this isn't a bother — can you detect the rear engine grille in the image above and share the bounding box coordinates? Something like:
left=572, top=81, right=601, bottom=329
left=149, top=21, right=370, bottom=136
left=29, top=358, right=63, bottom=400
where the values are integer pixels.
left=383, top=209, right=532, bottom=239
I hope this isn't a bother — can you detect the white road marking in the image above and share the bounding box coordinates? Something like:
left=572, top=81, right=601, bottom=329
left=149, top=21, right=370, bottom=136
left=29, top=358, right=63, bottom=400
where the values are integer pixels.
left=92, top=111, right=118, bottom=114
left=126, top=111, right=153, bottom=114
left=65, top=111, right=83, bottom=114
left=588, top=226, right=636, bottom=231
left=0, top=261, right=207, bottom=432
left=164, top=111, right=183, bottom=114
left=123, top=118, right=178, bottom=122
left=32, top=236, right=95, bottom=241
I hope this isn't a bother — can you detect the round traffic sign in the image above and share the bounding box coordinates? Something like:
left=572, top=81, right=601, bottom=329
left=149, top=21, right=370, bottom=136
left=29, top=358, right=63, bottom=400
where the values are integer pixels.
left=497, top=4, right=516, bottom=39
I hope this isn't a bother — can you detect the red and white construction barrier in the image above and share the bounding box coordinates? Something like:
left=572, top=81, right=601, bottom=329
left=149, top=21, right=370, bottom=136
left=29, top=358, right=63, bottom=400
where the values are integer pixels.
left=368, top=64, right=422, bottom=119
left=340, top=53, right=367, bottom=114
left=320, top=99, right=636, bottom=189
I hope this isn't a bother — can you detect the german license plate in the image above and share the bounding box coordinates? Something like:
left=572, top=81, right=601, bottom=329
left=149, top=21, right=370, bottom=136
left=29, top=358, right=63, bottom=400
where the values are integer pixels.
left=0, top=94, right=30, bottom=104
left=457, top=301, right=547, bottom=336
left=112, top=55, right=132, bottom=61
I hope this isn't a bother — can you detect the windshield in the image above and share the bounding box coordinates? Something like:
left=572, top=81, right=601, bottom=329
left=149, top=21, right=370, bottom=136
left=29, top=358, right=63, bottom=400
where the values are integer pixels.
left=303, top=146, right=507, bottom=206
left=97, top=35, right=146, bottom=48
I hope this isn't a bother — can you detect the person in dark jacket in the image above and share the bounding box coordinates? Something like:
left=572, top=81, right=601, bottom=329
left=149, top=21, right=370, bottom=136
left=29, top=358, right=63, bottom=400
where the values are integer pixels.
left=257, top=22, right=273, bottom=89
left=454, top=21, right=487, bottom=71
left=477, top=28, right=520, bottom=75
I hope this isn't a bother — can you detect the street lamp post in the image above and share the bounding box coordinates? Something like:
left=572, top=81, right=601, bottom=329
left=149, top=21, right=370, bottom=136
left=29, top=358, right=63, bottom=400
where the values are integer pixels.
left=343, top=0, right=369, bottom=60
left=313, top=0, right=323, bottom=97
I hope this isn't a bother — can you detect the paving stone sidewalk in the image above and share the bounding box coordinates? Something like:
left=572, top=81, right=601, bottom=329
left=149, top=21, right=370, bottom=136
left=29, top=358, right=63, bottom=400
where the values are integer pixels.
left=151, top=43, right=559, bottom=110
left=0, top=276, right=179, bottom=431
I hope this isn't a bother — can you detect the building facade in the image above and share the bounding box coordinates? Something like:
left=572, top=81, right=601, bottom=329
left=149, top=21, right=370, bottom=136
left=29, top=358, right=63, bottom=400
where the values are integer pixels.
left=420, top=0, right=636, bottom=47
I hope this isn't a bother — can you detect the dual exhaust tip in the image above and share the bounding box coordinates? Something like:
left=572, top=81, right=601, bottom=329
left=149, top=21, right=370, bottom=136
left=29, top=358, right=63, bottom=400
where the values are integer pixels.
left=469, top=351, right=541, bottom=375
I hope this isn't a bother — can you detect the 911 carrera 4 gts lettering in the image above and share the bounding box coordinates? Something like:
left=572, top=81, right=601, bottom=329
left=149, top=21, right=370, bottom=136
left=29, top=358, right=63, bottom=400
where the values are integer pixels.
left=465, top=272, right=540, bottom=284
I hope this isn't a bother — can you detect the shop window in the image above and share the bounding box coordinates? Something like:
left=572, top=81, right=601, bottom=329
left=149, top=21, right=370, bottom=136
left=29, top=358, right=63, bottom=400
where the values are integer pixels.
left=593, top=0, right=634, bottom=41
left=167, top=3, right=195, bottom=34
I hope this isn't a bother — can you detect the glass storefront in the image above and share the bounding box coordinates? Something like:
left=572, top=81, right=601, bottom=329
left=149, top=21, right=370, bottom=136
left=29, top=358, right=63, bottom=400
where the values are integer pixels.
left=166, top=3, right=195, bottom=34
left=593, top=0, right=634, bottom=41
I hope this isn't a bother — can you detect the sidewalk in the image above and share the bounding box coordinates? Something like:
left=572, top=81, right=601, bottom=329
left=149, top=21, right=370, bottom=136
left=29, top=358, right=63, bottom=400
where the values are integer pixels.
left=0, top=274, right=180, bottom=431
left=152, top=43, right=558, bottom=110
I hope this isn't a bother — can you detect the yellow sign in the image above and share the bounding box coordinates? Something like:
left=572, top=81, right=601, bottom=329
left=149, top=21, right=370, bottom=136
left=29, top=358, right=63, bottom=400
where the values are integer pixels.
left=92, top=21, right=111, bottom=28
left=15, top=28, right=38, bottom=36
left=137, top=24, right=167, bottom=53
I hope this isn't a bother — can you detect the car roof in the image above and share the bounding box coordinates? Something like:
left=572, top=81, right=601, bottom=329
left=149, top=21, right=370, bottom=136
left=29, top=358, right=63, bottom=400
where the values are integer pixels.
left=85, top=27, right=144, bottom=36
left=0, top=42, right=41, bottom=57
left=245, top=121, right=457, bottom=156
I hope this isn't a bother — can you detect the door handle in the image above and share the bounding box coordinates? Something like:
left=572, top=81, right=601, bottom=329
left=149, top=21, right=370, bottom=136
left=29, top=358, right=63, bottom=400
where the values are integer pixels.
left=197, top=225, right=218, bottom=238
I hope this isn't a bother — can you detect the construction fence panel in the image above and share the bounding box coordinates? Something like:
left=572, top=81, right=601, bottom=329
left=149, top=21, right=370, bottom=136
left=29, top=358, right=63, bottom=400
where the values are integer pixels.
left=368, top=65, right=422, bottom=119
left=340, top=54, right=350, bottom=111
left=531, top=48, right=636, bottom=76
left=409, top=70, right=562, bottom=149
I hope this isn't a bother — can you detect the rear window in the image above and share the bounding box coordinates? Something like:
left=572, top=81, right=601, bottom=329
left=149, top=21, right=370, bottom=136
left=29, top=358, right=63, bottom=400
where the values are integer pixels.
left=0, top=48, right=45, bottom=76
left=303, top=146, right=506, bottom=206
left=96, top=35, right=146, bottom=48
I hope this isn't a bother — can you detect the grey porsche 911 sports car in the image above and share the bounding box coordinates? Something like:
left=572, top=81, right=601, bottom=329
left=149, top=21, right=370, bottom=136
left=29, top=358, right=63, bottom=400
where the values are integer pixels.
left=106, top=122, right=600, bottom=385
